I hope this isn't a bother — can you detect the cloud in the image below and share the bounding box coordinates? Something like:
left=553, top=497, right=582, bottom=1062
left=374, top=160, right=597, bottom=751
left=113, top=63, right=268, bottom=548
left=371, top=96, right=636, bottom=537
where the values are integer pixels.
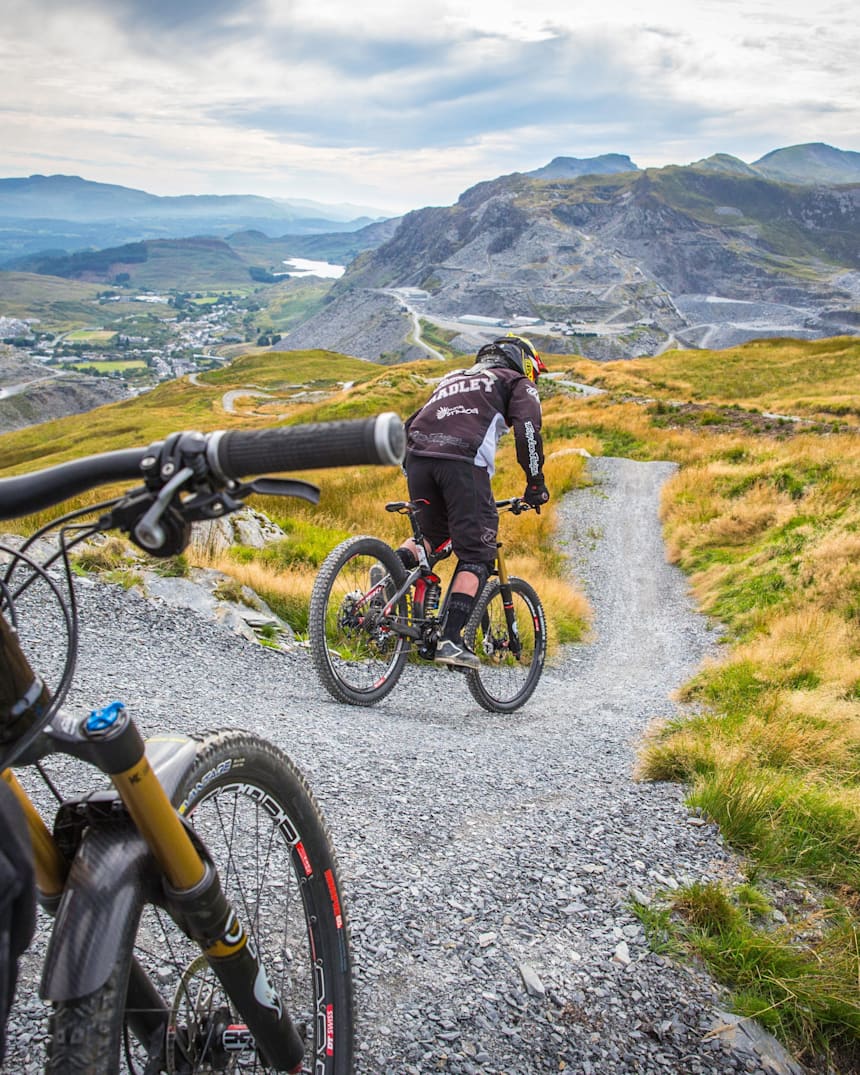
left=0, top=0, right=857, bottom=210
left=205, top=24, right=718, bottom=156
left=83, top=0, right=265, bottom=39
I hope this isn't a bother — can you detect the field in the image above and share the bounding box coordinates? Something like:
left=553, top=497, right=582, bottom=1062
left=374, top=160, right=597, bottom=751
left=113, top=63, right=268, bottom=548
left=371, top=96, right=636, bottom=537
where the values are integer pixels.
left=1, top=336, right=859, bottom=1068
left=67, top=359, right=147, bottom=372
left=65, top=329, right=117, bottom=344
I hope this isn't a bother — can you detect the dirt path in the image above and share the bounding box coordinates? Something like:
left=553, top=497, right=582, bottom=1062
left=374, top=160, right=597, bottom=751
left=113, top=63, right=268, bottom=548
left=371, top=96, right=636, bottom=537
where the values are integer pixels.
left=5, top=457, right=806, bottom=1074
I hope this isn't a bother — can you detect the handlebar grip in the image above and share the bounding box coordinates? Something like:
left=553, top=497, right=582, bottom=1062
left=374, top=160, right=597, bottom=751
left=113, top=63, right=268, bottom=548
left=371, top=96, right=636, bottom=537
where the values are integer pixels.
left=208, top=413, right=405, bottom=479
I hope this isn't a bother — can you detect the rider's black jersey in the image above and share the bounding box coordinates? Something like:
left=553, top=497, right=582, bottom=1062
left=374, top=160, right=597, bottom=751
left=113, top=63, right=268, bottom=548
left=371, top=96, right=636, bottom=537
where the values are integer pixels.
left=405, top=364, right=544, bottom=480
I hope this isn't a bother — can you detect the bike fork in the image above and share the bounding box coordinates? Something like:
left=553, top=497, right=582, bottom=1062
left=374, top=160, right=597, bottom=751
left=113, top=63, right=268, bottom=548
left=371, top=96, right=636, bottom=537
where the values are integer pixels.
left=87, top=703, right=306, bottom=1072
left=494, top=544, right=522, bottom=659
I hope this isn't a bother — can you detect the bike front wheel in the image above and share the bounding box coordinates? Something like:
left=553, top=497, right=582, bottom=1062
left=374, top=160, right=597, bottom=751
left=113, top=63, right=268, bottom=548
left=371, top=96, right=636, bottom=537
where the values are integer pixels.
left=464, top=576, right=547, bottom=713
left=47, top=730, right=353, bottom=1075
left=309, top=535, right=410, bottom=706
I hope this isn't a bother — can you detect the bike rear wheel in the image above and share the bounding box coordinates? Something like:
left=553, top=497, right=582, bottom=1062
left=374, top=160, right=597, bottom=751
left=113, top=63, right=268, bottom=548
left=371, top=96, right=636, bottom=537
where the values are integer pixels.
left=464, top=576, right=546, bottom=713
left=47, top=730, right=353, bottom=1074
left=309, top=536, right=410, bottom=706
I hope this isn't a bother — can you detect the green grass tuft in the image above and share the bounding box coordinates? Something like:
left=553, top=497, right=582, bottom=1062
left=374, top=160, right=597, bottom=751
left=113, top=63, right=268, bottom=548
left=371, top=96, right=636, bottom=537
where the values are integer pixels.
left=670, top=881, right=860, bottom=1065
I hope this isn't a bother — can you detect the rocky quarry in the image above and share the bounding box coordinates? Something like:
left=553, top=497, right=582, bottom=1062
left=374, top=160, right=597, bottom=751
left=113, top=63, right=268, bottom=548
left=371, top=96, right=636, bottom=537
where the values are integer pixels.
left=286, top=160, right=860, bottom=363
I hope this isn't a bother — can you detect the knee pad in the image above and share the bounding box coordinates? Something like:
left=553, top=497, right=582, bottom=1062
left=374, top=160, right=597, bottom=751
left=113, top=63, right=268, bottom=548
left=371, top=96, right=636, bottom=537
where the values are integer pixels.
left=455, top=560, right=491, bottom=591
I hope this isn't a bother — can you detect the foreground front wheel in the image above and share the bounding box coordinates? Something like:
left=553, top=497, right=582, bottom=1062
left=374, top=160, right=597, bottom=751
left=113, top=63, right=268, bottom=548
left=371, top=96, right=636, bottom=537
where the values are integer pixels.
left=464, top=576, right=546, bottom=712
left=47, top=730, right=353, bottom=1074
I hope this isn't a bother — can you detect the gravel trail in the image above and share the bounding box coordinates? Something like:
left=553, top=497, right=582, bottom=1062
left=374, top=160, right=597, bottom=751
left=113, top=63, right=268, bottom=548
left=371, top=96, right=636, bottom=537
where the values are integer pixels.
left=6, top=457, right=801, bottom=1074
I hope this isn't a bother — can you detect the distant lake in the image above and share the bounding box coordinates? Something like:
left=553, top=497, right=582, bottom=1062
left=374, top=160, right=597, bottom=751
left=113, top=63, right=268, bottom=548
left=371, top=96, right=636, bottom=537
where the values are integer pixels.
left=280, top=258, right=345, bottom=279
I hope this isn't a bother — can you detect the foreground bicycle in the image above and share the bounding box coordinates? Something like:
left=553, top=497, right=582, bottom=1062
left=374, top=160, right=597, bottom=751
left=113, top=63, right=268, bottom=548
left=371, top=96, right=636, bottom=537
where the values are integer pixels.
left=309, top=497, right=547, bottom=713
left=0, top=414, right=404, bottom=1074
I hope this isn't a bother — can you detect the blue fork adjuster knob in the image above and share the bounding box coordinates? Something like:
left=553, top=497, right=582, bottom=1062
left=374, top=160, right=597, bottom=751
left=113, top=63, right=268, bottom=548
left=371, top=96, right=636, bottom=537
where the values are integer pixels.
left=85, top=701, right=127, bottom=734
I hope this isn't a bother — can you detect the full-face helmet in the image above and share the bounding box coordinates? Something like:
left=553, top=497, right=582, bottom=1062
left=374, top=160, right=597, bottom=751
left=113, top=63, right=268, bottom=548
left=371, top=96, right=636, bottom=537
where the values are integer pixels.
left=476, top=334, right=547, bottom=383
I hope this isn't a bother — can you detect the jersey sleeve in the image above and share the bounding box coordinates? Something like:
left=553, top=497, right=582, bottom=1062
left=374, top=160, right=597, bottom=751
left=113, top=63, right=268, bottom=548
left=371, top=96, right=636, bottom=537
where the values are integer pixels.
left=508, top=379, right=545, bottom=480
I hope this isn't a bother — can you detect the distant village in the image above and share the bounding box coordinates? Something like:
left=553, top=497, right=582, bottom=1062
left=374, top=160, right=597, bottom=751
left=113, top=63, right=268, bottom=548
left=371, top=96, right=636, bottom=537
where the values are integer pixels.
left=0, top=291, right=260, bottom=390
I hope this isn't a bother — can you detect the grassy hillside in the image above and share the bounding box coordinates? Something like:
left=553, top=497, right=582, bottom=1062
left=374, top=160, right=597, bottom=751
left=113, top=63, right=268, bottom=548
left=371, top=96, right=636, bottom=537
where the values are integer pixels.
left=0, top=271, right=104, bottom=326
left=16, top=237, right=262, bottom=290
left=0, top=347, right=591, bottom=649
left=13, top=231, right=363, bottom=295
left=569, top=337, right=860, bottom=425
left=2, top=336, right=859, bottom=1067
left=254, top=278, right=332, bottom=333
left=114, top=238, right=255, bottom=289
left=15, top=236, right=298, bottom=290
left=226, top=226, right=391, bottom=270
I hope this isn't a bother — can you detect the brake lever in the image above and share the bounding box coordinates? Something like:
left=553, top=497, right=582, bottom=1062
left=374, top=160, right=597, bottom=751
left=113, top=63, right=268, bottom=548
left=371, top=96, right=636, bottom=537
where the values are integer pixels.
left=134, top=466, right=195, bottom=550
left=245, top=477, right=320, bottom=505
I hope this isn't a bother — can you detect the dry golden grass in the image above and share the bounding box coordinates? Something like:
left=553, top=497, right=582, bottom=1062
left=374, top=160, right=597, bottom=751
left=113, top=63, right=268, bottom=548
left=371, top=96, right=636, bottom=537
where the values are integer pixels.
left=567, top=336, right=860, bottom=425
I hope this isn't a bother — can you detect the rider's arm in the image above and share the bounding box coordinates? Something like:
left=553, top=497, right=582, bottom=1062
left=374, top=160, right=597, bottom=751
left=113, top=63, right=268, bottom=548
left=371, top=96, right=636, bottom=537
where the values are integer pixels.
left=507, top=379, right=545, bottom=482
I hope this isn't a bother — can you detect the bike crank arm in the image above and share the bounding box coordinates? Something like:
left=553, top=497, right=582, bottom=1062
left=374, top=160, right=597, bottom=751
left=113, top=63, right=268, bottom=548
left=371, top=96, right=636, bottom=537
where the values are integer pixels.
left=84, top=703, right=307, bottom=1072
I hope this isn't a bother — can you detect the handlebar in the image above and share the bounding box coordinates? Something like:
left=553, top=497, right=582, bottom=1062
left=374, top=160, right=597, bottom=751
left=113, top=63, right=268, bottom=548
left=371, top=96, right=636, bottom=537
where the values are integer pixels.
left=0, top=413, right=405, bottom=521
left=496, top=497, right=536, bottom=515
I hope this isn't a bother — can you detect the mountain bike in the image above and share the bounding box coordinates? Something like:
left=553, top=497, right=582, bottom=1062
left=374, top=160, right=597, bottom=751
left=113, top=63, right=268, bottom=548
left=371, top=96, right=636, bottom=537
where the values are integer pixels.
left=308, top=497, right=547, bottom=713
left=0, top=413, right=404, bottom=1074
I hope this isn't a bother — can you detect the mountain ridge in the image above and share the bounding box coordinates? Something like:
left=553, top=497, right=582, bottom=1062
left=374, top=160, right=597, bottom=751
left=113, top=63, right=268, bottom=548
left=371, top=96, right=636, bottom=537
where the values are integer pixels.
left=8, top=216, right=403, bottom=290
left=527, top=153, right=639, bottom=179
left=753, top=143, right=860, bottom=184
left=3, top=143, right=860, bottom=364
left=287, top=158, right=859, bottom=361
left=0, top=173, right=391, bottom=224
left=0, top=175, right=394, bottom=266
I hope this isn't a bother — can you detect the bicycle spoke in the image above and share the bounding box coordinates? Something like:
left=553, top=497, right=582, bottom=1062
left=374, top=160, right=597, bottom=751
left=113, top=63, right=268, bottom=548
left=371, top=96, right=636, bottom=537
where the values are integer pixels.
left=466, top=577, right=546, bottom=712
left=310, top=537, right=409, bottom=705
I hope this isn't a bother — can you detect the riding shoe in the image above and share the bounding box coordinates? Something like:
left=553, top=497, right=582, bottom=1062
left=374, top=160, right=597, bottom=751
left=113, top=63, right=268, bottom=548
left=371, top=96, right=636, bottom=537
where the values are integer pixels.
left=434, top=637, right=480, bottom=670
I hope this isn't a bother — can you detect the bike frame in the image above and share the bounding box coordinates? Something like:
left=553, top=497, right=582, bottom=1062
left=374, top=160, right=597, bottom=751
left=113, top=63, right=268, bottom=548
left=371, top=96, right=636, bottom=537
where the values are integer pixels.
left=0, top=612, right=306, bottom=1071
left=372, top=498, right=523, bottom=657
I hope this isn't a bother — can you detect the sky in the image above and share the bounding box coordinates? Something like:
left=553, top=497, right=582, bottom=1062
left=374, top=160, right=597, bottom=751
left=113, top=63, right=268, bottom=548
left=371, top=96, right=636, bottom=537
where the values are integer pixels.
left=2, top=0, right=858, bottom=216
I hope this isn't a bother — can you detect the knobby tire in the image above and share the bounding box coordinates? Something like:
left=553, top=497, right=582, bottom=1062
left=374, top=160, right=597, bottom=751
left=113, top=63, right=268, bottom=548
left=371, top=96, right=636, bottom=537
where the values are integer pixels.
left=464, top=576, right=546, bottom=712
left=309, top=536, right=409, bottom=707
left=46, top=730, right=353, bottom=1075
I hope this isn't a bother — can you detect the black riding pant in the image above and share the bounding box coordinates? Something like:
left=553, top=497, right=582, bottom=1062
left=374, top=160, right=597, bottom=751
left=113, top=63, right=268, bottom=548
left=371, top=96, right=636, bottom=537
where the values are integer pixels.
left=405, top=454, right=497, bottom=566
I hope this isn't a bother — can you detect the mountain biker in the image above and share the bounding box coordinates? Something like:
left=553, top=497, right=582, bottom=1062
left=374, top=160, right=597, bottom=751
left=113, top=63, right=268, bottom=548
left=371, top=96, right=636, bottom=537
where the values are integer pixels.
left=398, top=334, right=549, bottom=669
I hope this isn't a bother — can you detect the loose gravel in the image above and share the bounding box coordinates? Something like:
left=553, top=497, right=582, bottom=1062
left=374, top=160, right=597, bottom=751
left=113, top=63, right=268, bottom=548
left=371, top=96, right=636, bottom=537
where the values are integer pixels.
left=4, top=457, right=807, bottom=1074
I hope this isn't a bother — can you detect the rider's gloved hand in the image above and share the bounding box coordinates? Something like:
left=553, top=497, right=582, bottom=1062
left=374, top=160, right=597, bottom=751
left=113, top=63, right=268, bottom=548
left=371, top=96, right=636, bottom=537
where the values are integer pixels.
left=523, top=475, right=550, bottom=513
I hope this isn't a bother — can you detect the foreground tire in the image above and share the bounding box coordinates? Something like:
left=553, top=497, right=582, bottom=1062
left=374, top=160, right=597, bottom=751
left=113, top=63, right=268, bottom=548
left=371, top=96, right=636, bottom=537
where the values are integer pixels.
left=464, top=576, right=546, bottom=712
left=47, top=730, right=353, bottom=1074
left=309, top=536, right=409, bottom=706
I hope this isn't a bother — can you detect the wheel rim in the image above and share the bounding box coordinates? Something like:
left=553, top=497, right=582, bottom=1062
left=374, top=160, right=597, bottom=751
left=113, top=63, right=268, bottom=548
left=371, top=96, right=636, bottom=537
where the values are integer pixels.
left=124, top=779, right=319, bottom=1073
left=321, top=552, right=406, bottom=696
left=469, top=587, right=542, bottom=707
